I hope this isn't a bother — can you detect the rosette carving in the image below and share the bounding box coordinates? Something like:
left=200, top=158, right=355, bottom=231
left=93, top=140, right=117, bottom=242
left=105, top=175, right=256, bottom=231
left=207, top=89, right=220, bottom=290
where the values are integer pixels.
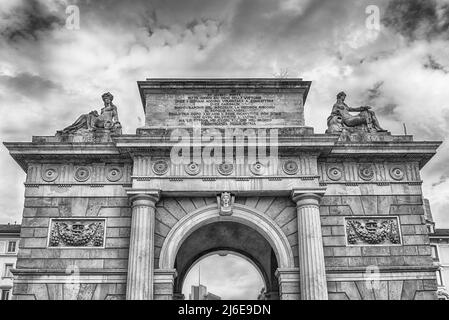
left=249, top=161, right=265, bottom=176
left=358, top=164, right=375, bottom=181
left=152, top=160, right=169, bottom=175
left=74, top=166, right=91, bottom=182
left=217, top=162, right=234, bottom=176
left=389, top=166, right=405, bottom=181
left=41, top=166, right=59, bottom=182
left=185, top=162, right=200, bottom=176
left=327, top=166, right=343, bottom=181
left=283, top=160, right=299, bottom=175
left=106, top=167, right=123, bottom=182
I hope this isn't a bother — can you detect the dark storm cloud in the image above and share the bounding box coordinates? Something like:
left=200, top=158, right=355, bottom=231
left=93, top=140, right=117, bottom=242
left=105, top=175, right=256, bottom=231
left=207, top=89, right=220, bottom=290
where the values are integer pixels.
left=362, top=81, right=399, bottom=118
left=0, top=72, right=62, bottom=98
left=433, top=174, right=449, bottom=187
left=366, top=81, right=384, bottom=102
left=424, top=55, right=448, bottom=73
left=0, top=0, right=65, bottom=42
left=382, top=0, right=449, bottom=41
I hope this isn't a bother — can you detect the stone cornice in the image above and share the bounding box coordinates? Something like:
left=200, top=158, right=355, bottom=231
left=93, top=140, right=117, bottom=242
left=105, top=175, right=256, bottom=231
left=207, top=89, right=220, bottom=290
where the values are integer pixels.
left=3, top=142, right=128, bottom=171
left=4, top=135, right=442, bottom=172
left=329, top=140, right=442, bottom=168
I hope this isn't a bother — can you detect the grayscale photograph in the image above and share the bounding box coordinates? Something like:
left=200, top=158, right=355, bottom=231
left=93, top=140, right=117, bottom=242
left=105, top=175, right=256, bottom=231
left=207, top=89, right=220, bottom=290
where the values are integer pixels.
left=0, top=0, right=448, bottom=308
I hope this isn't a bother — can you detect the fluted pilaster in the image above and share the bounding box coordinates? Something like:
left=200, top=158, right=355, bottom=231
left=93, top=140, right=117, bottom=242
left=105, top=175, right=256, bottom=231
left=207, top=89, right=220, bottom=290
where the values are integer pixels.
left=292, top=191, right=328, bottom=300
left=126, top=191, right=160, bottom=300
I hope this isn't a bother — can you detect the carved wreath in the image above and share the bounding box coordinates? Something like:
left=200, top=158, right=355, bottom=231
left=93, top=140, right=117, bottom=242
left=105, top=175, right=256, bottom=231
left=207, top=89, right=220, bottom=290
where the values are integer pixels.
left=49, top=221, right=104, bottom=247
left=346, top=219, right=400, bottom=245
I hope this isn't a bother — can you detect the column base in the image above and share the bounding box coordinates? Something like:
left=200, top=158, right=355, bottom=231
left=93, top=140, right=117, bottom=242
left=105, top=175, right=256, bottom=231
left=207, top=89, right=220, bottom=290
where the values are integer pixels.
left=275, top=268, right=300, bottom=300
left=154, top=269, right=177, bottom=300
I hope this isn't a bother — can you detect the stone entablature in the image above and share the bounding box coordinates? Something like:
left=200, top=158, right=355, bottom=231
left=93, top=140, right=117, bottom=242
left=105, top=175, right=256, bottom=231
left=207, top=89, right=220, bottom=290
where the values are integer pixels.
left=25, top=163, right=132, bottom=186
left=318, top=161, right=421, bottom=185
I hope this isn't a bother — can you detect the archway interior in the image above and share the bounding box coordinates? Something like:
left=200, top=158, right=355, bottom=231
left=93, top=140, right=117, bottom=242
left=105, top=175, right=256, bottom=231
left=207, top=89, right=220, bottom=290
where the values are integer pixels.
left=174, top=221, right=280, bottom=299
left=182, top=252, right=265, bottom=300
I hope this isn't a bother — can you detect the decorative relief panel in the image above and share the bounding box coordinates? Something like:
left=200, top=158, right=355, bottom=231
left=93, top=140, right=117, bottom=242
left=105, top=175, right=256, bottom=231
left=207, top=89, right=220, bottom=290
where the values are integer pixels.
left=345, top=217, right=401, bottom=245
left=48, top=219, right=105, bottom=247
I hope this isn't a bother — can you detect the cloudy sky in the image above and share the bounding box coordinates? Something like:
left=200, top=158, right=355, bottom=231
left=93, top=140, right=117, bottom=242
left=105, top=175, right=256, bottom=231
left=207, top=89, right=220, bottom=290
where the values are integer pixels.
left=0, top=0, right=449, bottom=298
left=182, top=254, right=264, bottom=300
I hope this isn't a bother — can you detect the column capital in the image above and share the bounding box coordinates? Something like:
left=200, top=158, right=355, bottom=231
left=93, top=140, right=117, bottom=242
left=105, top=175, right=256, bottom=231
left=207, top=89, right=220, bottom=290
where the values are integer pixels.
left=291, top=188, right=326, bottom=207
left=126, top=189, right=161, bottom=207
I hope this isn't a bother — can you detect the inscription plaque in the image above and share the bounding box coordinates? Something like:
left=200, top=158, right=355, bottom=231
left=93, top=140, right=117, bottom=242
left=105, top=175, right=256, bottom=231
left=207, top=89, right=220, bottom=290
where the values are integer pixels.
left=139, top=79, right=310, bottom=128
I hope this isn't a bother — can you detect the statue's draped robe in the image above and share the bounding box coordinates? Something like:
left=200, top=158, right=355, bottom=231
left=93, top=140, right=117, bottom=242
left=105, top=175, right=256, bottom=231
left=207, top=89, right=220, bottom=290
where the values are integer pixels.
left=62, top=111, right=98, bottom=133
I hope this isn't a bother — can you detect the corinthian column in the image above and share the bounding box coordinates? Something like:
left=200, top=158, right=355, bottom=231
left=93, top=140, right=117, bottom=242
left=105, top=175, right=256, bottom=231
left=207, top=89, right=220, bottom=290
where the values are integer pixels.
left=126, top=191, right=160, bottom=300
left=291, top=191, right=328, bottom=300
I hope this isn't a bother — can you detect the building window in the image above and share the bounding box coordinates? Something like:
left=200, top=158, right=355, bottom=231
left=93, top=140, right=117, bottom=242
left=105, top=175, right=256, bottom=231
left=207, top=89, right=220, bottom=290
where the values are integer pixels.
left=436, top=270, right=443, bottom=286
left=431, top=245, right=439, bottom=260
left=7, top=241, right=16, bottom=253
left=3, top=264, right=13, bottom=278
left=1, top=289, right=10, bottom=300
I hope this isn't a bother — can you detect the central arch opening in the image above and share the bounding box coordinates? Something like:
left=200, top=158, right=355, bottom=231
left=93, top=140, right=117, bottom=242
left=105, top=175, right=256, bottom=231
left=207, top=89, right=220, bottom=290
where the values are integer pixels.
left=182, top=252, right=265, bottom=300
left=173, top=221, right=280, bottom=300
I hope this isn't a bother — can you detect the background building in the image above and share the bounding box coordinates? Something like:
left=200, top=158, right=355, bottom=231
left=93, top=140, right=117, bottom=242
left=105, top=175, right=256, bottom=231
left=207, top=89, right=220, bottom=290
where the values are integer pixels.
left=0, top=223, right=20, bottom=300
left=423, top=199, right=449, bottom=300
left=429, top=228, right=449, bottom=300
left=189, top=285, right=221, bottom=300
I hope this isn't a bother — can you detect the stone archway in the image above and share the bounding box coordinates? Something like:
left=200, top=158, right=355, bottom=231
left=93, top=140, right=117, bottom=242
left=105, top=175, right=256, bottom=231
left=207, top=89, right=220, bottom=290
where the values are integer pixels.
left=157, top=203, right=296, bottom=300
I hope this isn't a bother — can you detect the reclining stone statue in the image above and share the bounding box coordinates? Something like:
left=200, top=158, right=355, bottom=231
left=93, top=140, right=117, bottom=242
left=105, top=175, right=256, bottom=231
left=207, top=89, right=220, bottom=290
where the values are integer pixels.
left=59, top=92, right=122, bottom=135
left=326, top=91, right=386, bottom=134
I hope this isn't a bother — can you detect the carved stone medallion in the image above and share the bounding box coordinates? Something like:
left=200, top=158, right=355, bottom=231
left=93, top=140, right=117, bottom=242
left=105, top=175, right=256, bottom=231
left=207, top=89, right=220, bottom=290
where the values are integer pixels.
left=41, top=166, right=59, bottom=182
left=106, top=167, right=123, bottom=182
left=249, top=161, right=265, bottom=176
left=358, top=164, right=374, bottom=181
left=152, top=160, right=169, bottom=175
left=389, top=166, right=405, bottom=181
left=217, top=162, right=234, bottom=176
left=327, top=166, right=343, bottom=181
left=185, top=162, right=200, bottom=176
left=74, top=166, right=91, bottom=182
left=346, top=217, right=401, bottom=245
left=282, top=160, right=299, bottom=175
left=49, top=219, right=105, bottom=247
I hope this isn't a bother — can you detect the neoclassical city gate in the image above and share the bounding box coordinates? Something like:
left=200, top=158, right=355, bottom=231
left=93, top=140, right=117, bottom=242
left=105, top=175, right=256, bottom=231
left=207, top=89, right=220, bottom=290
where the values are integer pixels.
left=5, top=79, right=441, bottom=300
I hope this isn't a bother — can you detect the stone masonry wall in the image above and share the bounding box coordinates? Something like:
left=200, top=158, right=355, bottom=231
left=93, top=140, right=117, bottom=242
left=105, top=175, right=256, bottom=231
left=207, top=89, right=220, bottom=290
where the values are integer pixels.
left=13, top=162, right=132, bottom=300
left=318, top=159, right=438, bottom=300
